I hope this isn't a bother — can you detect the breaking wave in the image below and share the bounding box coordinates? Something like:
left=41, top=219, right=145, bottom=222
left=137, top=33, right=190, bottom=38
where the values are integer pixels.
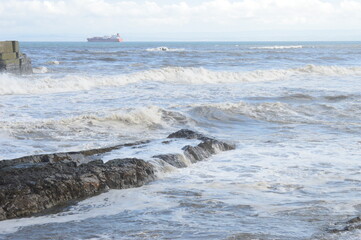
left=2, top=106, right=191, bottom=140
left=32, top=66, right=48, bottom=74
left=187, top=100, right=361, bottom=126
left=4, top=101, right=361, bottom=145
left=46, top=60, right=60, bottom=65
left=146, top=47, right=185, bottom=52
left=251, top=45, right=303, bottom=50
left=189, top=102, right=312, bottom=124
left=297, top=64, right=361, bottom=75
left=1, top=65, right=361, bottom=95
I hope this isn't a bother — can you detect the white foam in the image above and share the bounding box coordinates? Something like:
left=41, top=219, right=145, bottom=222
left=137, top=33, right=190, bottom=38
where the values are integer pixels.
left=102, top=138, right=200, bottom=163
left=1, top=106, right=190, bottom=146
left=0, top=187, right=178, bottom=234
left=46, top=60, right=60, bottom=65
left=101, top=138, right=201, bottom=176
left=251, top=45, right=303, bottom=50
left=32, top=66, right=48, bottom=74
left=0, top=73, right=137, bottom=95
left=188, top=99, right=361, bottom=130
left=146, top=46, right=185, bottom=52
left=1, top=65, right=361, bottom=95
left=297, top=64, right=361, bottom=75
left=189, top=101, right=308, bottom=124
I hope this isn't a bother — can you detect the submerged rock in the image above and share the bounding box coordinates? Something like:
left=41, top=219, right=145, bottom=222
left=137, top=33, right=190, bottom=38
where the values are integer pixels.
left=328, top=216, right=361, bottom=233
left=153, top=154, right=189, bottom=168
left=0, top=129, right=234, bottom=221
left=168, top=129, right=235, bottom=163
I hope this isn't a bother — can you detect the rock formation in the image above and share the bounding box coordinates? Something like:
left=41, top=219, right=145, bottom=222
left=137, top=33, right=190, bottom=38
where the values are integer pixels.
left=328, top=216, right=361, bottom=233
left=0, top=129, right=235, bottom=221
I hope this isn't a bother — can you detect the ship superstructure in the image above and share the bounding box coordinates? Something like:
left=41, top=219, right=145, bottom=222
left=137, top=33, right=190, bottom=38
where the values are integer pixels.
left=87, top=33, right=123, bottom=42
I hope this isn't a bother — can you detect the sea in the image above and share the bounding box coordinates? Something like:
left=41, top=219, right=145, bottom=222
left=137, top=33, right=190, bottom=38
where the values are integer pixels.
left=0, top=41, right=361, bottom=240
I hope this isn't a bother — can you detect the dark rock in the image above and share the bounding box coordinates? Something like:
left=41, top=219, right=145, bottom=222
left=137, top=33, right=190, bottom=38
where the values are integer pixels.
left=0, top=140, right=148, bottom=168
left=0, top=158, right=155, bottom=221
left=183, top=145, right=211, bottom=162
left=19, top=53, right=33, bottom=74
left=0, top=141, right=154, bottom=221
left=183, top=138, right=235, bottom=163
left=347, top=216, right=361, bottom=224
left=159, top=130, right=235, bottom=165
left=328, top=216, right=361, bottom=233
left=0, top=130, right=234, bottom=221
left=168, top=129, right=210, bottom=141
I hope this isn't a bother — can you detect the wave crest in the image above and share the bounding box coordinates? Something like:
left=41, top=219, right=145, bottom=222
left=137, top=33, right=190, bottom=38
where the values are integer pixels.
left=251, top=45, right=303, bottom=50
left=146, top=47, right=185, bottom=52
left=4, top=106, right=191, bottom=139
left=188, top=100, right=361, bottom=127
left=46, top=60, right=60, bottom=65
left=1, top=65, right=360, bottom=95
left=297, top=64, right=361, bottom=75
left=33, top=66, right=49, bottom=74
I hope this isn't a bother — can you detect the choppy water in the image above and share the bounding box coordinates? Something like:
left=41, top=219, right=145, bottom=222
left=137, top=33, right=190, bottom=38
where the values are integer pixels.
left=0, top=42, right=361, bottom=239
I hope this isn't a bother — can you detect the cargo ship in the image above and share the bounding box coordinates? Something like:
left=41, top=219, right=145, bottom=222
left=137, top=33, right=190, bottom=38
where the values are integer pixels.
left=87, top=33, right=123, bottom=42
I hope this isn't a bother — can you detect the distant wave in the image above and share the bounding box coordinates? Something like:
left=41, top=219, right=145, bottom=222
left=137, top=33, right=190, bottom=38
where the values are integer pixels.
left=67, top=50, right=129, bottom=55
left=1, top=65, right=361, bottom=95
left=32, top=66, right=48, bottom=74
left=146, top=47, right=185, bottom=52
left=98, top=57, right=118, bottom=62
left=251, top=45, right=303, bottom=50
left=296, top=64, right=361, bottom=75
left=46, top=60, right=60, bottom=65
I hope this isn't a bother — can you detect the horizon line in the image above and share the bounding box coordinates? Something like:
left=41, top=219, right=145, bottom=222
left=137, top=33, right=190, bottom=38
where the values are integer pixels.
left=14, top=40, right=361, bottom=43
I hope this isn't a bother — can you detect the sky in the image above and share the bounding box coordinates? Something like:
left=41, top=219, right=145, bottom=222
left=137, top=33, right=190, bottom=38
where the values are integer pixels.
left=0, top=0, right=361, bottom=41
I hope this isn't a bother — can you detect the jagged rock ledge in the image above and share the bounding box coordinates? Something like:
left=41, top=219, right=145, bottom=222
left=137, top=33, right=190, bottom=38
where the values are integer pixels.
left=0, top=129, right=235, bottom=221
left=327, top=216, right=361, bottom=234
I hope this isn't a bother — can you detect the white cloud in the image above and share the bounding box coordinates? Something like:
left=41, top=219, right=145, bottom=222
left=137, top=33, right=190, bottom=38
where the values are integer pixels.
left=0, top=0, right=360, bottom=40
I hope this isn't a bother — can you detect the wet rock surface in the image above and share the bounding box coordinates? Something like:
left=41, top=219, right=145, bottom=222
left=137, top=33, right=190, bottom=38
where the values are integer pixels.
left=0, top=129, right=235, bottom=221
left=328, top=216, right=361, bottom=233
left=168, top=129, right=235, bottom=163
left=153, top=154, right=188, bottom=168
left=0, top=158, right=155, bottom=221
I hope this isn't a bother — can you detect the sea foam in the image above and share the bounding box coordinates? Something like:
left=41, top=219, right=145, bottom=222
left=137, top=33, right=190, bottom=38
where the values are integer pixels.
left=146, top=46, right=185, bottom=52
left=32, top=66, right=48, bottom=74
left=251, top=45, right=303, bottom=50
left=1, top=65, right=360, bottom=95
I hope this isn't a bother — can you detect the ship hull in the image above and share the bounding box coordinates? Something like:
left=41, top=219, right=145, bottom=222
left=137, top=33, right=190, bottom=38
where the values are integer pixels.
left=87, top=38, right=123, bottom=42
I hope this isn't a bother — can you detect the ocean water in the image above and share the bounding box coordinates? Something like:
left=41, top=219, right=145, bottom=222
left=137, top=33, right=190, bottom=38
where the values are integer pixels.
left=0, top=41, right=361, bottom=239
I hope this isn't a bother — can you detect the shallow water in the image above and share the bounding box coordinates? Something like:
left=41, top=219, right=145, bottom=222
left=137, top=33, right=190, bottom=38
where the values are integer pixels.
left=0, top=42, right=361, bottom=239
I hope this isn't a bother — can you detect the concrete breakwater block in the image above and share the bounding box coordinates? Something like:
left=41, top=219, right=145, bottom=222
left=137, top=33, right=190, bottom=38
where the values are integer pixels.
left=0, top=41, right=32, bottom=74
left=12, top=41, right=19, bottom=52
left=0, top=42, right=14, bottom=53
left=0, top=52, right=19, bottom=60
left=0, top=58, right=20, bottom=65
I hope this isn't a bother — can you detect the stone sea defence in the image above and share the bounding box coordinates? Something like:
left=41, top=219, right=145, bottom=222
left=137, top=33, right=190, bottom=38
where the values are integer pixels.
left=0, top=41, right=32, bottom=74
left=0, top=129, right=235, bottom=221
